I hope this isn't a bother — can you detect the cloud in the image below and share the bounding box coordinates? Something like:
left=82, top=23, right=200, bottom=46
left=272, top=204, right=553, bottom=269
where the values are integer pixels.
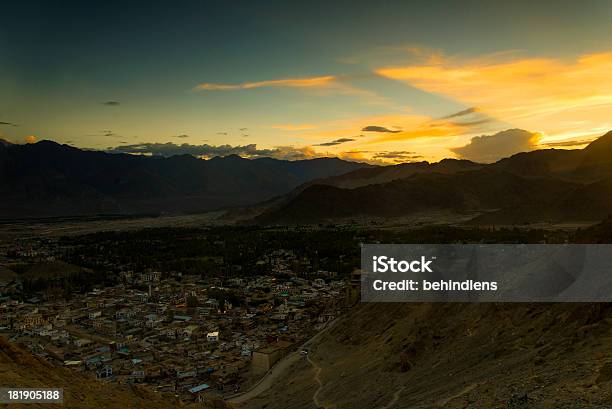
left=103, top=130, right=121, bottom=138
left=362, top=125, right=401, bottom=133
left=194, top=74, right=392, bottom=107
left=432, top=107, right=494, bottom=129
left=269, top=146, right=322, bottom=160
left=106, top=142, right=325, bottom=161
left=442, top=107, right=480, bottom=119
left=376, top=51, right=612, bottom=139
left=315, top=137, right=356, bottom=147
left=217, top=132, right=228, bottom=135
left=172, top=134, right=189, bottom=138
left=372, top=151, right=422, bottom=161
left=369, top=123, right=463, bottom=143
left=195, top=75, right=336, bottom=91
left=24, top=135, right=37, bottom=144
left=102, top=101, right=120, bottom=106
left=448, top=119, right=492, bottom=127
left=451, top=129, right=541, bottom=163
left=0, top=121, right=18, bottom=127
left=271, top=124, right=317, bottom=131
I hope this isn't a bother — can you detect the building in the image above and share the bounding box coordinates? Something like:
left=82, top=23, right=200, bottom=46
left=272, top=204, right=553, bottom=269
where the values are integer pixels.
left=251, top=340, right=293, bottom=374
left=188, top=383, right=209, bottom=402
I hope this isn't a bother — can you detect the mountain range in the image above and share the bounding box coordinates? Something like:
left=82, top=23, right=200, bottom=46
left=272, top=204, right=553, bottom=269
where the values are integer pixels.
left=3, top=131, right=612, bottom=224
left=0, top=139, right=371, bottom=219
left=254, top=131, right=612, bottom=225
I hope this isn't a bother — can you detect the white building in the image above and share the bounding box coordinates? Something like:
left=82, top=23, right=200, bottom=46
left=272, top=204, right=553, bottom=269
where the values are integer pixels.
left=207, top=331, right=219, bottom=342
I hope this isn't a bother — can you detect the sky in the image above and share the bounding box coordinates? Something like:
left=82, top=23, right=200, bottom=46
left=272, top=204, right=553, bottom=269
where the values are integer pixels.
left=2, top=0, right=612, bottom=164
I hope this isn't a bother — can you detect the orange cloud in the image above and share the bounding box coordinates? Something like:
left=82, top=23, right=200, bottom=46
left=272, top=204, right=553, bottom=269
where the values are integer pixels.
left=24, top=135, right=37, bottom=144
left=299, top=111, right=475, bottom=163
left=376, top=52, right=612, bottom=143
left=194, top=75, right=336, bottom=91
left=389, top=123, right=463, bottom=141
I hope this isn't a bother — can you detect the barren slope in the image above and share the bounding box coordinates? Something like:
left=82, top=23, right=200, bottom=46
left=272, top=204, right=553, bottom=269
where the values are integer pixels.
left=241, top=303, right=612, bottom=409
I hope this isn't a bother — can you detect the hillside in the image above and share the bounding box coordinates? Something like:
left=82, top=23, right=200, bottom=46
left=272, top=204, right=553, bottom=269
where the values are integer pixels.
left=241, top=303, right=612, bottom=409
left=0, top=338, right=162, bottom=408
left=255, top=170, right=579, bottom=224
left=0, top=338, right=235, bottom=408
left=0, top=140, right=371, bottom=219
left=297, top=159, right=483, bottom=190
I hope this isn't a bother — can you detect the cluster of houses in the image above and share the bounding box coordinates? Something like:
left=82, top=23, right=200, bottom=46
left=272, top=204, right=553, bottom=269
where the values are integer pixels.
left=0, top=267, right=346, bottom=401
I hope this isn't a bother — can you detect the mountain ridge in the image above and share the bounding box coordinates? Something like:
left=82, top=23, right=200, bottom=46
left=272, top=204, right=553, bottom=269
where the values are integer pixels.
left=253, top=131, right=612, bottom=225
left=0, top=140, right=372, bottom=219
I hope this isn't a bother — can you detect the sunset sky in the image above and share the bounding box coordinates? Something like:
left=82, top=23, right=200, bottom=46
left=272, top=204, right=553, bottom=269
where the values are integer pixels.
left=2, top=0, right=612, bottom=163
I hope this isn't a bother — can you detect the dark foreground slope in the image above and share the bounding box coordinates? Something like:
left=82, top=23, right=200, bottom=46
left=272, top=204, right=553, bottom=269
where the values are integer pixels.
left=0, top=337, right=179, bottom=409
left=242, top=302, right=612, bottom=409
left=242, top=221, right=612, bottom=409
left=0, top=338, right=232, bottom=409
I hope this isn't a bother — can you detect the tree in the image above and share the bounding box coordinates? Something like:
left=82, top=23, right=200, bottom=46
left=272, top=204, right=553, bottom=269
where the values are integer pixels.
left=186, top=295, right=199, bottom=308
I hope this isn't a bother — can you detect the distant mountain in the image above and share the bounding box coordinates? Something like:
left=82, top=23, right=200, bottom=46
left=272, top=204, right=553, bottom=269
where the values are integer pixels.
left=219, top=159, right=483, bottom=222
left=298, top=158, right=483, bottom=189
left=255, top=170, right=579, bottom=224
left=0, top=140, right=372, bottom=219
left=490, top=130, right=612, bottom=182
left=255, top=131, right=612, bottom=225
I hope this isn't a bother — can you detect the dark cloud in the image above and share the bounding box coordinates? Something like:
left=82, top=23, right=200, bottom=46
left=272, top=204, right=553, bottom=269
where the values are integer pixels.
left=107, top=142, right=320, bottom=161
left=372, top=151, right=421, bottom=160
left=436, top=107, right=493, bottom=128
left=217, top=132, right=228, bottom=135
left=451, top=128, right=540, bottom=163
left=0, top=121, right=18, bottom=127
left=102, top=101, right=120, bottom=106
left=450, top=118, right=492, bottom=127
left=103, top=130, right=121, bottom=138
left=172, top=134, right=189, bottom=138
left=315, top=137, right=356, bottom=147
left=442, top=107, right=479, bottom=119
left=362, top=125, right=401, bottom=133
left=239, top=127, right=248, bottom=131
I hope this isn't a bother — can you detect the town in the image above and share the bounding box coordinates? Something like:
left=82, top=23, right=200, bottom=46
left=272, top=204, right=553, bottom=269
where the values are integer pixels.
left=0, top=227, right=361, bottom=402
left=0, top=224, right=567, bottom=402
